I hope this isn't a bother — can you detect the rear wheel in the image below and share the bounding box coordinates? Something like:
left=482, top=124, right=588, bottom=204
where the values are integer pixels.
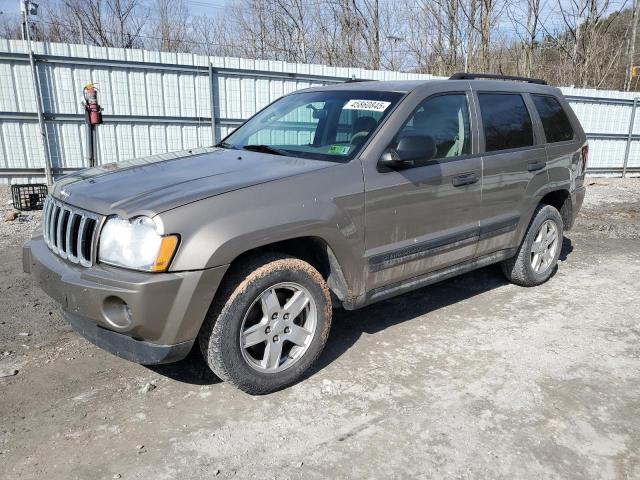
left=501, top=204, right=563, bottom=287
left=199, top=253, right=332, bottom=394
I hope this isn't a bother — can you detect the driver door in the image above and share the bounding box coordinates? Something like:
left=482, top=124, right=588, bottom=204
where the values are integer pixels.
left=363, top=90, right=483, bottom=292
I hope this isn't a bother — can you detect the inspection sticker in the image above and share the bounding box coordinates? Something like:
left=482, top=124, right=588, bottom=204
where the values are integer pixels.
left=328, top=144, right=351, bottom=155
left=343, top=99, right=391, bottom=112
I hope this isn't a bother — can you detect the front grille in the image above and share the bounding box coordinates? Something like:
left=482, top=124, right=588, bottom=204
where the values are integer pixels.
left=42, top=196, right=102, bottom=267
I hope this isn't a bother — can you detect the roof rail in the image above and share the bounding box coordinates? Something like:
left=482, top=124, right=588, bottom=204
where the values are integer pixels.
left=449, top=72, right=547, bottom=85
left=344, top=77, right=371, bottom=83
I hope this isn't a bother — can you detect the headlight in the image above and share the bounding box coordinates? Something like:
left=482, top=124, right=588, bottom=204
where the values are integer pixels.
left=98, top=216, right=179, bottom=272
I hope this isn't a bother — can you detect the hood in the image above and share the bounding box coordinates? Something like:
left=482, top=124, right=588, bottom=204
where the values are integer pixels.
left=52, top=147, right=337, bottom=217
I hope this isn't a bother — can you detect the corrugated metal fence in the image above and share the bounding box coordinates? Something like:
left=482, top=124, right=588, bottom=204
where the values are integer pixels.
left=0, top=39, right=638, bottom=183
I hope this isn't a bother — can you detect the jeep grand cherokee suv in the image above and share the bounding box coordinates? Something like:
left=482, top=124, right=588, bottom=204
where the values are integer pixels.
left=23, top=73, right=587, bottom=394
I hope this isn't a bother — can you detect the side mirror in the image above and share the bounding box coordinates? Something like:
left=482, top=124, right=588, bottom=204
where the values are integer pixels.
left=380, top=135, right=436, bottom=169
left=380, top=149, right=410, bottom=168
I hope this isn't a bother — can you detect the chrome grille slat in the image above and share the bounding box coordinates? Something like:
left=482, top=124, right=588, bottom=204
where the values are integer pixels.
left=42, top=198, right=48, bottom=243
left=45, top=199, right=52, bottom=243
left=49, top=205, right=60, bottom=252
left=42, top=198, right=50, bottom=244
left=77, top=217, right=87, bottom=266
left=46, top=200, right=53, bottom=246
left=56, top=209, right=67, bottom=258
left=66, top=213, right=79, bottom=263
left=41, top=196, right=102, bottom=267
left=46, top=202, right=54, bottom=246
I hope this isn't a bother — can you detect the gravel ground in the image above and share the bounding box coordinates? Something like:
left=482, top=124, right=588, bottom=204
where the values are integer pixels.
left=0, top=180, right=639, bottom=479
left=0, top=187, right=42, bottom=251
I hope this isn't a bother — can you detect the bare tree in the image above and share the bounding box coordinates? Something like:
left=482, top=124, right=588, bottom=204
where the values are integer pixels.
left=352, top=0, right=382, bottom=69
left=151, top=0, right=189, bottom=52
left=507, top=0, right=547, bottom=76
left=547, top=0, right=626, bottom=87
left=38, top=0, right=146, bottom=47
left=1, top=0, right=639, bottom=90
left=0, top=14, right=24, bottom=40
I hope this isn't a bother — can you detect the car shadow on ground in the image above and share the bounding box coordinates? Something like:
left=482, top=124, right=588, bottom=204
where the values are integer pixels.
left=149, top=236, right=575, bottom=387
left=560, top=236, right=573, bottom=261
left=148, top=345, right=220, bottom=385
left=313, top=264, right=510, bottom=376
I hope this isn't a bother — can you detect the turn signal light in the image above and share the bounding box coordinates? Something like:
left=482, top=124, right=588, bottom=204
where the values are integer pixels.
left=151, top=235, right=180, bottom=272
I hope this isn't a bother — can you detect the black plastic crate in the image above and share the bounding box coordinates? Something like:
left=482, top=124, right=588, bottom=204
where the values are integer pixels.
left=11, top=184, right=48, bottom=211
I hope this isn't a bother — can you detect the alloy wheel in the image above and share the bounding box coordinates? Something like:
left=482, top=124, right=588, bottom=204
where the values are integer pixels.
left=239, top=282, right=317, bottom=373
left=530, top=219, right=559, bottom=273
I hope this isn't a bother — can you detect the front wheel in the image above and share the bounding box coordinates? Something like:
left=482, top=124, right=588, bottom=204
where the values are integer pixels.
left=199, top=253, right=332, bottom=394
left=501, top=204, right=564, bottom=287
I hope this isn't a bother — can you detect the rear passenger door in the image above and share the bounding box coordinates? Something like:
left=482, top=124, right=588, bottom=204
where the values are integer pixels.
left=529, top=94, right=583, bottom=188
left=473, top=91, right=549, bottom=257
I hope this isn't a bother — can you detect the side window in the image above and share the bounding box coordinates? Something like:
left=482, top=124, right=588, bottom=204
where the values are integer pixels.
left=394, top=94, right=471, bottom=160
left=478, top=93, right=534, bottom=152
left=532, top=95, right=574, bottom=143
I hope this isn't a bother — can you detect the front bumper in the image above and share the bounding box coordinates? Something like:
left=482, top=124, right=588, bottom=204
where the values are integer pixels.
left=23, top=235, right=228, bottom=365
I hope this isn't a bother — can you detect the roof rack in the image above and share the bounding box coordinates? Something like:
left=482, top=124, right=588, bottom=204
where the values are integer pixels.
left=344, top=77, right=372, bottom=83
left=449, top=72, right=547, bottom=85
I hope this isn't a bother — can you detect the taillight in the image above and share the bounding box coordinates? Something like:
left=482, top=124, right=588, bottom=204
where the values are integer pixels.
left=580, top=145, right=589, bottom=175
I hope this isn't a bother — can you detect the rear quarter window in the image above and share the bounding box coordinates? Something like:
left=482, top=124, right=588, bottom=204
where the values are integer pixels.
left=532, top=94, right=575, bottom=143
left=478, top=93, right=534, bottom=152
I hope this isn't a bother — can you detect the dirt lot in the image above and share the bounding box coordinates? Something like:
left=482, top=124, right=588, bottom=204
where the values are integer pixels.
left=1, top=180, right=639, bottom=479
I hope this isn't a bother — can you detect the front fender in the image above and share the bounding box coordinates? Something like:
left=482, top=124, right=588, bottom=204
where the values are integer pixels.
left=158, top=161, right=367, bottom=297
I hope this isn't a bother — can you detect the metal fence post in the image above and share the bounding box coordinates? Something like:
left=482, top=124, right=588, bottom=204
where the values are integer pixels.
left=623, top=98, right=638, bottom=178
left=208, top=62, right=217, bottom=146
left=23, top=15, right=53, bottom=185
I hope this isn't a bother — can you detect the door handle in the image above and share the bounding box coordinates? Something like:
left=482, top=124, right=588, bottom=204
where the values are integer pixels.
left=527, top=161, right=547, bottom=172
left=452, top=174, right=479, bottom=187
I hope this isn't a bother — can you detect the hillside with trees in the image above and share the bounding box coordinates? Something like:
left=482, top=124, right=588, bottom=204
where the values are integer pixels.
left=1, top=0, right=638, bottom=90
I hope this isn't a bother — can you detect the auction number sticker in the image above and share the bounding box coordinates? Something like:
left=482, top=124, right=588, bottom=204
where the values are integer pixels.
left=343, top=99, right=391, bottom=112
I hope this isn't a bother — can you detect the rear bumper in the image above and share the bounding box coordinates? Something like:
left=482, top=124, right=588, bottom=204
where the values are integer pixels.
left=569, top=185, right=587, bottom=229
left=23, top=235, right=228, bottom=365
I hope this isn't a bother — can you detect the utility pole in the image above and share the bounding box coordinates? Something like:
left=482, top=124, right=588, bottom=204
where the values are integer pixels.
left=21, top=0, right=53, bottom=186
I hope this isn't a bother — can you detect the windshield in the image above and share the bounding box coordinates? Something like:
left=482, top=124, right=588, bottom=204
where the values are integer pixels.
left=221, top=90, right=404, bottom=161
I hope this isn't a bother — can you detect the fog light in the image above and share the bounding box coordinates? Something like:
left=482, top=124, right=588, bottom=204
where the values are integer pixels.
left=103, top=296, right=133, bottom=329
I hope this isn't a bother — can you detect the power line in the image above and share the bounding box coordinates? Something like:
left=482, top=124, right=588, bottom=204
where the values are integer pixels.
left=185, top=0, right=228, bottom=9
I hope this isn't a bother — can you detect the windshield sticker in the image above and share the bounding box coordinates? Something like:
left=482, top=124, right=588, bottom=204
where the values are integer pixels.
left=343, top=99, right=391, bottom=112
left=328, top=145, right=351, bottom=155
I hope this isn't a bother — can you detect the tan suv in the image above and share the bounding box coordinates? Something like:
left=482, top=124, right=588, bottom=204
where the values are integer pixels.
left=24, top=73, right=588, bottom=394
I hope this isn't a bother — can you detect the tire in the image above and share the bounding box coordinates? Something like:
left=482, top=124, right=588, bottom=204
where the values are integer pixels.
left=199, top=253, right=332, bottom=395
left=501, top=204, right=564, bottom=287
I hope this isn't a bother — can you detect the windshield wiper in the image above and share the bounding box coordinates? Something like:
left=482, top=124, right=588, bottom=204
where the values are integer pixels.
left=216, top=141, right=238, bottom=149
left=241, top=145, right=288, bottom=156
